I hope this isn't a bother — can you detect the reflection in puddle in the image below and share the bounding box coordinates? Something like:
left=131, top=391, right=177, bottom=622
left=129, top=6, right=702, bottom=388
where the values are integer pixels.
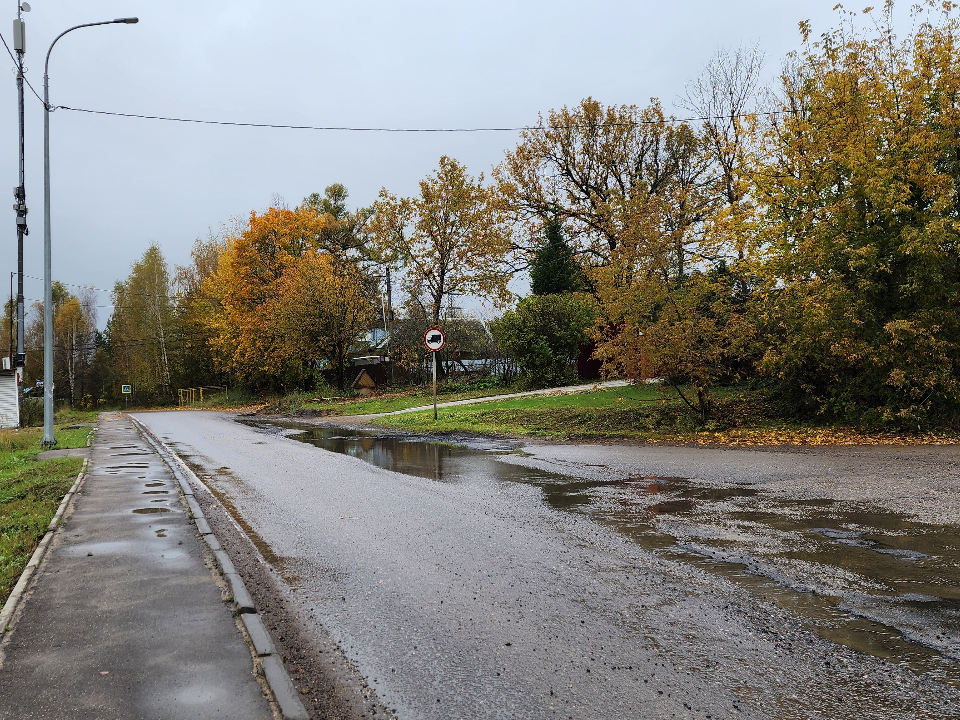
left=132, top=507, right=170, bottom=514
left=262, top=422, right=960, bottom=682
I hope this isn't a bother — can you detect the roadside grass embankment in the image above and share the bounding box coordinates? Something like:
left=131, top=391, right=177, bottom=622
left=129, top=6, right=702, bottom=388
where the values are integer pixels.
left=0, top=425, right=91, bottom=609
left=116, top=378, right=526, bottom=416
left=251, top=377, right=522, bottom=417
left=372, top=385, right=960, bottom=446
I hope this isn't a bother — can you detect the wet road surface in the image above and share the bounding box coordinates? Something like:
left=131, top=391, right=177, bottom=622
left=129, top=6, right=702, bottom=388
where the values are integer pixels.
left=133, top=411, right=960, bottom=719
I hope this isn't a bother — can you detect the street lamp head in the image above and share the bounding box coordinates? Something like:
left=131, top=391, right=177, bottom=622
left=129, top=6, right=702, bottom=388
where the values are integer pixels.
left=114, top=17, right=139, bottom=24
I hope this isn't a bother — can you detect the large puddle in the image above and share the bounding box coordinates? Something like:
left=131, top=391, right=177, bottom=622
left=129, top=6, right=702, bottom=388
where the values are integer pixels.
left=253, top=422, right=960, bottom=684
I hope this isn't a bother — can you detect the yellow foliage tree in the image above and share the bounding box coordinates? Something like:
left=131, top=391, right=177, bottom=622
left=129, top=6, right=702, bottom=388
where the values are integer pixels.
left=375, top=156, right=513, bottom=327
left=275, top=253, right=376, bottom=390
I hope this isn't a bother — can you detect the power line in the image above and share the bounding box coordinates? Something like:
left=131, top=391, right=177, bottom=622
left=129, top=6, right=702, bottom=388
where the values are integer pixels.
left=54, top=105, right=787, bottom=132
left=2, top=30, right=790, bottom=133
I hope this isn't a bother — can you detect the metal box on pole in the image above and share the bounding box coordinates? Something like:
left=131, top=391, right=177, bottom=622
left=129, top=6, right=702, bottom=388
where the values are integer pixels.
left=12, top=19, right=24, bottom=51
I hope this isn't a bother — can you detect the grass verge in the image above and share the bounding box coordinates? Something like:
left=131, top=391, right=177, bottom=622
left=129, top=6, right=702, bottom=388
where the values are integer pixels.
left=372, top=385, right=960, bottom=445
left=251, top=378, right=525, bottom=417
left=0, top=425, right=91, bottom=609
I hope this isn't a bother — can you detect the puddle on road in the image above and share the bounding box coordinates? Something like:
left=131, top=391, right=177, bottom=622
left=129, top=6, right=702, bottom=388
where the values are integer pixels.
left=132, top=507, right=170, bottom=514
left=255, top=422, right=960, bottom=683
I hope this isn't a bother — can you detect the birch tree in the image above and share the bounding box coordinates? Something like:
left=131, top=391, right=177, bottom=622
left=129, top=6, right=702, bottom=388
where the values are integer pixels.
left=108, top=245, right=177, bottom=398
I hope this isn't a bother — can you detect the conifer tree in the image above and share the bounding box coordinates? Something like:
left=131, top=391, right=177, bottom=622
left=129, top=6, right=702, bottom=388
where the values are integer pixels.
left=529, top=217, right=585, bottom=295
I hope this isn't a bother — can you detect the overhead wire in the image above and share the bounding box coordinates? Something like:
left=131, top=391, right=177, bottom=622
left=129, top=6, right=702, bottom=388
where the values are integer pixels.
left=54, top=104, right=789, bottom=132
left=0, top=30, right=45, bottom=104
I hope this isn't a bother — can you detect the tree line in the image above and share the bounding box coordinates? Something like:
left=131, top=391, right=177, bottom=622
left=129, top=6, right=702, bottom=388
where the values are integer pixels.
left=16, top=3, right=960, bottom=426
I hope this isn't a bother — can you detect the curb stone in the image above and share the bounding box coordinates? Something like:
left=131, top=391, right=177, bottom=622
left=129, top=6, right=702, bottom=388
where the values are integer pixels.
left=0, top=427, right=96, bottom=641
left=130, top=416, right=309, bottom=720
left=241, top=613, right=277, bottom=657
left=262, top=656, right=311, bottom=720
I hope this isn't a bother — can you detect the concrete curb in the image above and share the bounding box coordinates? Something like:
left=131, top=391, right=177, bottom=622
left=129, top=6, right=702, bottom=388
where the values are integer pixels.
left=130, top=416, right=309, bottom=720
left=0, top=428, right=96, bottom=640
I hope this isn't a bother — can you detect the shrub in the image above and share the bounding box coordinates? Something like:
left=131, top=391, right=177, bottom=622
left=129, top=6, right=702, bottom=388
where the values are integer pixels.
left=491, top=293, right=596, bottom=388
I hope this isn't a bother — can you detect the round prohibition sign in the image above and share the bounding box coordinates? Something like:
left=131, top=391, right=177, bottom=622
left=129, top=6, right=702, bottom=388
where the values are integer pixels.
left=423, top=327, right=445, bottom=352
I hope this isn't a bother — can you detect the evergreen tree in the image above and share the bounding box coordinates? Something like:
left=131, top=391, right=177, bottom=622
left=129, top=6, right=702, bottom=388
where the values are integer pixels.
left=529, top=218, right=586, bottom=295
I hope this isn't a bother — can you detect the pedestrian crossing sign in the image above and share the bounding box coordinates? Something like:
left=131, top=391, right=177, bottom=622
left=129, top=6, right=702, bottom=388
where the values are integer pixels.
left=121, top=384, right=131, bottom=394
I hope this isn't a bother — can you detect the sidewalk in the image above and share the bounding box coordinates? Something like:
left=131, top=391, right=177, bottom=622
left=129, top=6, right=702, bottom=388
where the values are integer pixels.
left=0, top=414, right=275, bottom=720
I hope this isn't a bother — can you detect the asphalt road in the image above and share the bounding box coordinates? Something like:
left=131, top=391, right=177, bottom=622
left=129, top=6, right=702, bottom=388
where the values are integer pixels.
left=133, top=411, right=960, bottom=719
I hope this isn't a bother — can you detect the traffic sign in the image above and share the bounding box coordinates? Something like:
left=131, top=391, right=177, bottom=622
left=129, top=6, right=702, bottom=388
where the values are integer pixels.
left=121, top=384, right=131, bottom=394
left=424, top=328, right=445, bottom=352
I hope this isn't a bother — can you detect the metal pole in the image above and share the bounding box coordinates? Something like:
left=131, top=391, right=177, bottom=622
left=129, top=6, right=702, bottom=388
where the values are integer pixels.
left=42, top=50, right=52, bottom=445
left=8, top=272, right=13, bottom=364
left=41, top=17, right=139, bottom=446
left=433, top=350, right=437, bottom=420
left=15, top=5, right=26, bottom=372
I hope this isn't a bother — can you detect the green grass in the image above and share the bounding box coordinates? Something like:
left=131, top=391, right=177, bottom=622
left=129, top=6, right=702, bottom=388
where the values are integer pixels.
left=373, top=384, right=666, bottom=438
left=372, top=384, right=960, bottom=445
left=0, top=424, right=91, bottom=608
left=251, top=378, right=527, bottom=417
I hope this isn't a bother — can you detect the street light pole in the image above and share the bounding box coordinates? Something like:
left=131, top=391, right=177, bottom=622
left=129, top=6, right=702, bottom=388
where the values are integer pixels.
left=42, top=17, right=138, bottom=446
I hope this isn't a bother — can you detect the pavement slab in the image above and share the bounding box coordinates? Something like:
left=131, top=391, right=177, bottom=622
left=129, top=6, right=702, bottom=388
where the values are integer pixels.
left=0, top=413, right=273, bottom=720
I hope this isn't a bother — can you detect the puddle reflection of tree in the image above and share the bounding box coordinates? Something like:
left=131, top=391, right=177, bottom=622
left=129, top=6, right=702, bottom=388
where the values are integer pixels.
left=313, top=433, right=450, bottom=482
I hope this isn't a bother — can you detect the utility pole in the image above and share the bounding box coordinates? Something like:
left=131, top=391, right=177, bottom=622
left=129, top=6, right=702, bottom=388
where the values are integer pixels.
left=13, top=4, right=29, bottom=375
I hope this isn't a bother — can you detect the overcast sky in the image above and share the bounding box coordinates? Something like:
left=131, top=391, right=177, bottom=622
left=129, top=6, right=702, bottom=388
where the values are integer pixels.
left=0, top=1, right=920, bottom=326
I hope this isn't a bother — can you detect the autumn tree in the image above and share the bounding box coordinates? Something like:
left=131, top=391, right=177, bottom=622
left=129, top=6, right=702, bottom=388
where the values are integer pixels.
left=106, top=245, right=178, bottom=400
left=753, top=3, right=960, bottom=422
left=275, top=253, right=376, bottom=390
left=496, top=99, right=708, bottom=267
left=375, top=156, right=513, bottom=328
left=500, top=97, right=750, bottom=411
left=367, top=192, right=414, bottom=380
left=174, top=230, right=228, bottom=388
left=201, top=207, right=329, bottom=387
left=24, top=282, right=98, bottom=405
left=54, top=288, right=98, bottom=405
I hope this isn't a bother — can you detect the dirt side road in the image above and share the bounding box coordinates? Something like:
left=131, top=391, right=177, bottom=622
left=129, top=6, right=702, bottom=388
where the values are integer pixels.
left=134, top=410, right=960, bottom=719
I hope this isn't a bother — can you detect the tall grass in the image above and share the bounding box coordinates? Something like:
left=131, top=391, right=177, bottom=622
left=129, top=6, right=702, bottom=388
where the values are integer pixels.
left=0, top=424, right=91, bottom=607
left=0, top=427, right=40, bottom=453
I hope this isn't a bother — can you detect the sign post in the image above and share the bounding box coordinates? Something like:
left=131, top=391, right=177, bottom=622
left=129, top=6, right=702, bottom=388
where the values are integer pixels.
left=423, top=328, right=445, bottom=420
left=121, top=383, right=131, bottom=411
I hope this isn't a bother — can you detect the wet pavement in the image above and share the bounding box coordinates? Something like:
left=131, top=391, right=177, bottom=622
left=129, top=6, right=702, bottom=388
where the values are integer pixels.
left=0, top=414, right=273, bottom=720
left=134, top=411, right=960, bottom=719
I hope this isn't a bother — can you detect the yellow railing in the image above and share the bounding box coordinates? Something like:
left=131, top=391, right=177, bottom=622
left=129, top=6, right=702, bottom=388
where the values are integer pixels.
left=177, top=386, right=225, bottom=408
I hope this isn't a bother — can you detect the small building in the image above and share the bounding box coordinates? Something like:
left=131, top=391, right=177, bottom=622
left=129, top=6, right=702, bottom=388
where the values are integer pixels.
left=0, top=365, right=21, bottom=429
left=352, top=368, right=377, bottom=396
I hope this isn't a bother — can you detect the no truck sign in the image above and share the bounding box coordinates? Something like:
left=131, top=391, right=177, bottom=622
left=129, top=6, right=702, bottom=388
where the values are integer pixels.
left=424, top=328, right=445, bottom=419
left=423, top=328, right=445, bottom=352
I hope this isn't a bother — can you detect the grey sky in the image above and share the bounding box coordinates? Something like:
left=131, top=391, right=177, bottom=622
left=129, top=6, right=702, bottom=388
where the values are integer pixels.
left=0, top=1, right=919, bottom=325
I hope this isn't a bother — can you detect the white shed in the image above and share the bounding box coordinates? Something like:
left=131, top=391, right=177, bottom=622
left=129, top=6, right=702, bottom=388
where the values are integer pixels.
left=0, top=368, right=21, bottom=429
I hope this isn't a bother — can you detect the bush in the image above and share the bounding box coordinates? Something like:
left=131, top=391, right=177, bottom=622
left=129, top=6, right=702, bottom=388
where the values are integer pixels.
left=491, top=293, right=596, bottom=388
left=20, top=398, right=43, bottom=428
